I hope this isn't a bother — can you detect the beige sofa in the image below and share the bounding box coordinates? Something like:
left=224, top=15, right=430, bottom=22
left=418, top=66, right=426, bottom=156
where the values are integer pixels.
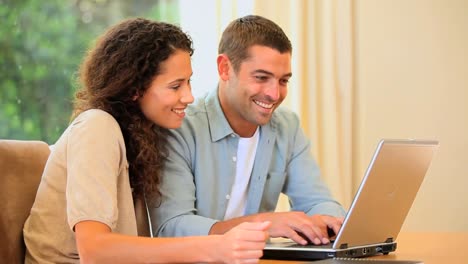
left=0, top=140, right=50, bottom=263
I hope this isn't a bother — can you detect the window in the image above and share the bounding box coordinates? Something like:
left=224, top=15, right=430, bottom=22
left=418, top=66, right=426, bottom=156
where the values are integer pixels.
left=1, top=0, right=179, bottom=144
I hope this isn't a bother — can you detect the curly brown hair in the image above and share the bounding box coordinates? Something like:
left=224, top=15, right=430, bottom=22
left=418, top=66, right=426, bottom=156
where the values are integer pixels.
left=73, top=18, right=193, bottom=201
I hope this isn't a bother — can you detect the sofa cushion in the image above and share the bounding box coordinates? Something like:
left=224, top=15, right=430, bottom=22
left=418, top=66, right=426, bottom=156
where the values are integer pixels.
left=0, top=140, right=50, bottom=263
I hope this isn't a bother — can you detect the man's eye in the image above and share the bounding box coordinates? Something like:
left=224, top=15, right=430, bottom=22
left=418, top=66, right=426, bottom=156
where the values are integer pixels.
left=255, top=76, right=268, bottom=81
left=170, top=85, right=181, bottom=90
left=280, top=79, right=290, bottom=85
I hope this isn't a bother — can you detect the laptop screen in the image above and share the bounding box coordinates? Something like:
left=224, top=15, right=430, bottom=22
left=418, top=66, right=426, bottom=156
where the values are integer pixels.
left=332, top=139, right=439, bottom=249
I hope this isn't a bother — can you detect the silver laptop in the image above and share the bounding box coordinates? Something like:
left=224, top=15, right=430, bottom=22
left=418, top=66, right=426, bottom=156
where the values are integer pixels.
left=263, top=139, right=439, bottom=260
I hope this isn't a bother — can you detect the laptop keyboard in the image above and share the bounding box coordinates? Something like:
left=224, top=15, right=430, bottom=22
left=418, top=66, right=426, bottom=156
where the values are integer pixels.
left=286, top=241, right=334, bottom=249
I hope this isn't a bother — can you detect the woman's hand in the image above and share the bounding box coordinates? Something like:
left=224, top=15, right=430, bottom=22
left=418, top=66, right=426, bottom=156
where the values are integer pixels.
left=215, top=221, right=271, bottom=264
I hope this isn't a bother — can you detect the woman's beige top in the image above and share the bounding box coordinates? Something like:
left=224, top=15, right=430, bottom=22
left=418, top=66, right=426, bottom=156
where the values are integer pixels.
left=23, top=109, right=138, bottom=263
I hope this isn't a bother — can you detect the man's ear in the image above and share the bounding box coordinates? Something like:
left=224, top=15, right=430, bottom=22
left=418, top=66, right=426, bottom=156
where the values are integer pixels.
left=217, top=54, right=231, bottom=81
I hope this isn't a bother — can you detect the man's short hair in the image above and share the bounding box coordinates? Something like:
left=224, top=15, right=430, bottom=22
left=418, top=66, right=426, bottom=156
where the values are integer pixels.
left=218, top=15, right=292, bottom=72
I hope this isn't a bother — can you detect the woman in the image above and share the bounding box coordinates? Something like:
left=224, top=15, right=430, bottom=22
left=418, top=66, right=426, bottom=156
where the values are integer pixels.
left=23, top=18, right=270, bottom=263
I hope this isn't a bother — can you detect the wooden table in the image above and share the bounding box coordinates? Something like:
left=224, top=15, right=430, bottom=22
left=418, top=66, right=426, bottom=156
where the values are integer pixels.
left=260, top=232, right=468, bottom=264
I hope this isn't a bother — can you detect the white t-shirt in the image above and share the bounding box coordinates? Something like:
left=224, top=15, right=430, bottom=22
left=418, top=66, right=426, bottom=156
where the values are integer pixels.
left=224, top=128, right=260, bottom=220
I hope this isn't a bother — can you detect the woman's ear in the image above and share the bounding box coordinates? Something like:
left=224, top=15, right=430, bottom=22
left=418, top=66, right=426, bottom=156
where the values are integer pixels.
left=132, top=89, right=141, bottom=101
left=217, top=54, right=231, bottom=81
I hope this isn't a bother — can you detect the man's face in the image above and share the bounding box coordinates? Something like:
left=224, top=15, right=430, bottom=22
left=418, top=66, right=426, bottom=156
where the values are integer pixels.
left=219, top=45, right=292, bottom=136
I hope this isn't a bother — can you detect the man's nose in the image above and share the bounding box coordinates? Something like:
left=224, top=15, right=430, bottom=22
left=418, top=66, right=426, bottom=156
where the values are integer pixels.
left=264, top=82, right=280, bottom=101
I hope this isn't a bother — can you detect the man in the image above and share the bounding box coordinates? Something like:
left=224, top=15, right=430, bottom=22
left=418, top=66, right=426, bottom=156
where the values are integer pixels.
left=151, top=15, right=345, bottom=245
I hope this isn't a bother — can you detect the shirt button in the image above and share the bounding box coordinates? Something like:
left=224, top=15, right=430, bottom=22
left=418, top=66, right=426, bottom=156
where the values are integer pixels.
left=226, top=194, right=230, bottom=200
left=231, top=134, right=236, bottom=137
left=232, top=156, right=237, bottom=162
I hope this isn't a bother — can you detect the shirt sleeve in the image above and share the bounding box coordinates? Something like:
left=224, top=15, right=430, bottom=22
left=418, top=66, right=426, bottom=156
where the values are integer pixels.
left=66, top=110, right=125, bottom=231
left=150, top=129, right=218, bottom=237
left=282, top=113, right=346, bottom=217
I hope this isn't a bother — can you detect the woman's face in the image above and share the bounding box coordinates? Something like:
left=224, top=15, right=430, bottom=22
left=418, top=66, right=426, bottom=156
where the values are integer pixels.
left=138, top=49, right=194, bottom=129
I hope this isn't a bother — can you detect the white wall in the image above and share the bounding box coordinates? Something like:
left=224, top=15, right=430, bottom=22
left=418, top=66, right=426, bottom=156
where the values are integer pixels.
left=179, top=0, right=254, bottom=98
left=354, top=0, right=468, bottom=231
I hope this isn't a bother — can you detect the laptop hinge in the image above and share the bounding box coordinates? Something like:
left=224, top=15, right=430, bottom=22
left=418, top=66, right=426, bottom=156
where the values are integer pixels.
left=339, top=238, right=393, bottom=249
